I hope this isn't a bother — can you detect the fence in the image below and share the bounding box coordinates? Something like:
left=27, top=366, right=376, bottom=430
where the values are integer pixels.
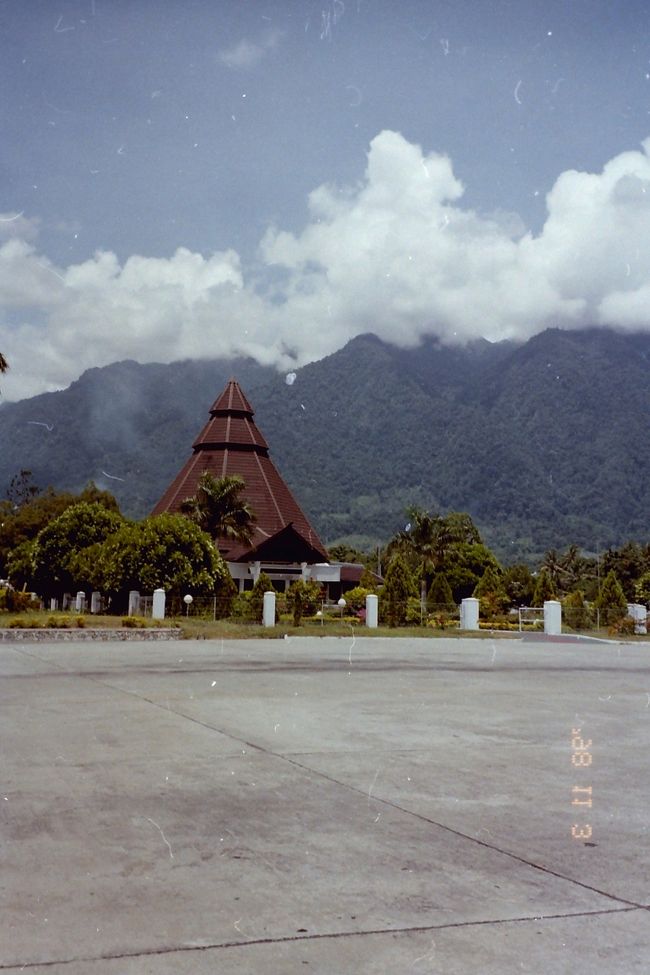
left=39, top=590, right=650, bottom=635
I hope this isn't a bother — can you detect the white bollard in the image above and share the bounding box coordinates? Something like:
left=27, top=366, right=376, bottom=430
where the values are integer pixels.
left=128, top=590, right=141, bottom=616
left=460, top=597, right=479, bottom=630
left=366, top=593, right=378, bottom=628
left=544, top=600, right=562, bottom=635
left=90, top=591, right=101, bottom=614
left=627, top=603, right=647, bottom=635
left=50, top=597, right=58, bottom=611
left=75, top=591, right=85, bottom=612
left=152, top=588, right=166, bottom=620
left=263, top=591, right=276, bottom=627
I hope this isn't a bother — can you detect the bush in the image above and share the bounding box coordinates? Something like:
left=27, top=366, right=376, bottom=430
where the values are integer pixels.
left=122, top=616, right=145, bottom=628
left=405, top=596, right=423, bottom=626
left=381, top=554, right=417, bottom=627
left=46, top=615, right=70, bottom=629
left=342, top=586, right=372, bottom=614
left=427, top=574, right=456, bottom=612
left=0, top=588, right=34, bottom=613
left=231, top=591, right=253, bottom=620
left=609, top=616, right=636, bottom=637
left=563, top=590, right=594, bottom=631
left=286, top=579, right=322, bottom=626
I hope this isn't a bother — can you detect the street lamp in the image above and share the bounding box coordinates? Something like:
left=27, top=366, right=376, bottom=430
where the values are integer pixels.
left=337, top=597, right=346, bottom=620
left=183, top=593, right=193, bottom=617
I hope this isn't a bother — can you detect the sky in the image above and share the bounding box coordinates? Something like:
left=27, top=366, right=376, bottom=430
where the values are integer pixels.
left=3, top=0, right=650, bottom=400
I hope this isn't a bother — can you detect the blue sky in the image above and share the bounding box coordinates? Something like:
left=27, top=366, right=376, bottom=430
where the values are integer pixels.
left=2, top=0, right=650, bottom=399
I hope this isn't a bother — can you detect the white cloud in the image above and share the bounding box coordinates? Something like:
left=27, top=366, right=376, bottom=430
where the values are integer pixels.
left=4, top=131, right=650, bottom=400
left=0, top=212, right=40, bottom=243
left=217, top=29, right=282, bottom=69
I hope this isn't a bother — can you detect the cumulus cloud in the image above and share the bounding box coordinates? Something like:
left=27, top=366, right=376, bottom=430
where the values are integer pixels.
left=0, top=212, right=40, bottom=243
left=217, top=29, right=282, bottom=69
left=4, top=131, right=650, bottom=400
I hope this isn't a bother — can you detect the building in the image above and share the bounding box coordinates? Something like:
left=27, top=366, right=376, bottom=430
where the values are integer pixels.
left=152, top=379, right=331, bottom=591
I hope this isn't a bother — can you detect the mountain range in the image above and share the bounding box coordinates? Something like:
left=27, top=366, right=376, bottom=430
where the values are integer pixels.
left=1, top=327, right=648, bottom=564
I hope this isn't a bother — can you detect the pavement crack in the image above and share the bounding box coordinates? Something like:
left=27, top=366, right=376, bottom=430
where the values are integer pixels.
left=2, top=906, right=643, bottom=970
left=73, top=672, right=645, bottom=914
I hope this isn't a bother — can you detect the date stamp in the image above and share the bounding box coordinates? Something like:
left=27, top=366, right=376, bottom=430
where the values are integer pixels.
left=571, top=727, right=593, bottom=840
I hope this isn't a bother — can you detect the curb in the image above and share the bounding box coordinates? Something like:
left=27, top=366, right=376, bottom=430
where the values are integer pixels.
left=0, top=628, right=181, bottom=642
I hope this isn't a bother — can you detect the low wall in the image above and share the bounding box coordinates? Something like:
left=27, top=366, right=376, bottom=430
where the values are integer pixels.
left=0, top=628, right=180, bottom=642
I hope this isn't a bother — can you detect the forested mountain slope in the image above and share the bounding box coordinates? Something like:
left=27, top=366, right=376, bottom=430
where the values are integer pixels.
left=1, top=328, right=648, bottom=563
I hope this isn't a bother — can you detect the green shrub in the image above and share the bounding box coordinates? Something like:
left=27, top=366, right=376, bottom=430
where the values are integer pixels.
left=46, top=615, right=70, bottom=629
left=609, top=616, right=636, bottom=637
left=563, top=590, right=594, bottom=631
left=341, top=586, right=371, bottom=614
left=405, top=596, right=423, bottom=626
left=0, top=588, right=34, bottom=613
left=286, top=579, right=322, bottom=626
left=121, top=616, right=145, bottom=628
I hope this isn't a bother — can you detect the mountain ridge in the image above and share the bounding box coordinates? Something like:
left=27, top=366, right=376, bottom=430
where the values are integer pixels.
left=0, top=327, right=648, bottom=564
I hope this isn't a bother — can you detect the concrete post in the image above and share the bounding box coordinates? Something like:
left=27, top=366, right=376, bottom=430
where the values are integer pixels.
left=152, top=588, right=166, bottom=620
left=75, top=591, right=85, bottom=612
left=90, top=591, right=101, bottom=614
left=366, top=593, right=378, bottom=628
left=460, top=597, right=479, bottom=630
left=544, top=600, right=562, bottom=635
left=627, top=603, right=647, bottom=635
left=50, top=598, right=58, bottom=611
left=263, top=591, right=276, bottom=627
left=128, top=590, right=140, bottom=616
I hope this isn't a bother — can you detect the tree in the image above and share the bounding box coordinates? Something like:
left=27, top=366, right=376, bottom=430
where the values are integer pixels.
left=541, top=549, right=569, bottom=594
left=594, top=570, right=628, bottom=625
left=95, top=514, right=228, bottom=609
left=381, top=553, right=417, bottom=627
left=180, top=473, right=256, bottom=549
left=0, top=352, right=7, bottom=374
left=5, top=540, right=37, bottom=591
left=532, top=568, right=556, bottom=605
left=0, top=482, right=120, bottom=577
left=473, top=565, right=508, bottom=618
left=562, top=589, right=594, bottom=631
left=426, top=573, right=456, bottom=612
left=286, top=579, right=322, bottom=626
left=6, top=469, right=40, bottom=508
left=387, top=507, right=491, bottom=597
left=503, top=564, right=535, bottom=607
left=32, top=502, right=125, bottom=599
left=359, top=566, right=380, bottom=591
left=443, top=542, right=500, bottom=603
left=601, top=542, right=648, bottom=601
left=635, top=571, right=650, bottom=607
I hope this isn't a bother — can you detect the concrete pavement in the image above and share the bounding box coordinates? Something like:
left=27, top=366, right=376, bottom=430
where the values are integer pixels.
left=1, top=635, right=649, bottom=973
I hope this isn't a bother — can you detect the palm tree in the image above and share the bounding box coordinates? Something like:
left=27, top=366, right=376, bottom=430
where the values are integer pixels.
left=180, top=473, right=256, bottom=548
left=388, top=506, right=445, bottom=588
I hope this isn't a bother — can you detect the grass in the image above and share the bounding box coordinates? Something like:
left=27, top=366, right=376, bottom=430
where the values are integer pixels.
left=1, top=610, right=648, bottom=642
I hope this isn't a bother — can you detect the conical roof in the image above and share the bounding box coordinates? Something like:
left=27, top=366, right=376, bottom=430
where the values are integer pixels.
left=152, top=379, right=328, bottom=563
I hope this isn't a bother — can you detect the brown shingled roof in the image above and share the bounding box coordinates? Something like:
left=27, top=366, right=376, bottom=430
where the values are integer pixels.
left=152, top=379, right=328, bottom=563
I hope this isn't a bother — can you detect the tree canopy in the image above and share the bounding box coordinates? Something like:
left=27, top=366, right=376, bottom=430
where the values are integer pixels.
left=31, top=502, right=125, bottom=598
left=180, top=472, right=256, bottom=548
left=94, top=514, right=228, bottom=601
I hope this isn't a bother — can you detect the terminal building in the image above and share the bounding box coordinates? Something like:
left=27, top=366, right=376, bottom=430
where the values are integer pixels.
left=152, top=379, right=364, bottom=595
